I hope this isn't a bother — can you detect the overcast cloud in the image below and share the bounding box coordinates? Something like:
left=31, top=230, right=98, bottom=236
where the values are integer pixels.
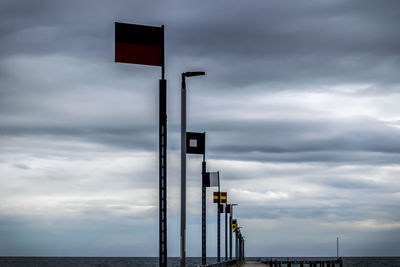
left=1, top=0, right=400, bottom=258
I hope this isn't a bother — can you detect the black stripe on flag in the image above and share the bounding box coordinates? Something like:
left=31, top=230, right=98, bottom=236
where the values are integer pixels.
left=218, top=204, right=224, bottom=214
left=186, top=132, right=205, bottom=154
left=203, top=171, right=219, bottom=187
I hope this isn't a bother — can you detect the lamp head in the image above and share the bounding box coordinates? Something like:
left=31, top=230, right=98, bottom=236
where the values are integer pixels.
left=183, top=71, right=205, bottom=77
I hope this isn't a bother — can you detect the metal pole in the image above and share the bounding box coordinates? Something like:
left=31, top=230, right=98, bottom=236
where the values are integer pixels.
left=240, top=237, right=244, bottom=260
left=241, top=238, right=243, bottom=260
left=201, top=153, right=206, bottom=265
left=159, top=25, right=167, bottom=267
left=179, top=71, right=204, bottom=267
left=235, top=232, right=238, bottom=259
left=243, top=238, right=245, bottom=261
left=217, top=175, right=221, bottom=262
left=239, top=237, right=241, bottom=260
left=238, top=238, right=241, bottom=260
left=337, top=237, right=339, bottom=258
left=159, top=78, right=167, bottom=267
left=180, top=74, right=186, bottom=267
left=229, top=212, right=232, bottom=260
left=230, top=204, right=237, bottom=260
left=225, top=205, right=227, bottom=261
left=242, top=238, right=244, bottom=260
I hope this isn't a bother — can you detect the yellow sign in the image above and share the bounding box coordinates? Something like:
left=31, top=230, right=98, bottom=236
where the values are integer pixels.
left=213, top=192, right=227, bottom=203
left=232, top=219, right=237, bottom=231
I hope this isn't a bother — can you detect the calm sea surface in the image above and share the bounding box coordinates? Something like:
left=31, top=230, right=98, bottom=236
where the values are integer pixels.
left=0, top=257, right=399, bottom=266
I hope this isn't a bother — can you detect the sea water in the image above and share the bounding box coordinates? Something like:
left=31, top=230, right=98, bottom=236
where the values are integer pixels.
left=0, top=257, right=399, bottom=266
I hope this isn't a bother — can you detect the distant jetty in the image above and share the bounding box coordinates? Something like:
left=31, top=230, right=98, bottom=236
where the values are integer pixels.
left=262, top=257, right=343, bottom=267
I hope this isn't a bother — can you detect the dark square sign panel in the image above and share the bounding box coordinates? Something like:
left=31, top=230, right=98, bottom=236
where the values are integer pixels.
left=186, top=132, right=205, bottom=154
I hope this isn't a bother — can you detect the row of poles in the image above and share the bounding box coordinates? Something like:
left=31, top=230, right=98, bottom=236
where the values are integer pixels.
left=113, top=22, right=245, bottom=267
left=181, top=72, right=246, bottom=266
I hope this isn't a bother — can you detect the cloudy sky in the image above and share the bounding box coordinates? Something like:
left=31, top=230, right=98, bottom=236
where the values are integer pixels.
left=1, top=0, right=400, bottom=258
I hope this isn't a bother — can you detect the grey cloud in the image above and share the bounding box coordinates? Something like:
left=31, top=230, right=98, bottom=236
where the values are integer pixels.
left=2, top=0, right=400, bottom=89
left=5, top=116, right=400, bottom=165
left=1, top=124, right=156, bottom=151
left=203, top=119, right=400, bottom=164
left=13, top=163, right=31, bottom=170
left=236, top=197, right=400, bottom=222
left=166, top=0, right=400, bottom=87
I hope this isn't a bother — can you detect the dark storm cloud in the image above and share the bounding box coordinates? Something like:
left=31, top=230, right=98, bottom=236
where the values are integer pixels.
left=2, top=0, right=400, bottom=89
left=0, top=0, right=167, bottom=61
left=167, top=0, right=400, bottom=87
left=1, top=0, right=399, bottom=163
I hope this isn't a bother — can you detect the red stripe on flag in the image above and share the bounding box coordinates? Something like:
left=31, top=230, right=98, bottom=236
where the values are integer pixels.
left=115, top=42, right=162, bottom=66
left=226, top=204, right=231, bottom=213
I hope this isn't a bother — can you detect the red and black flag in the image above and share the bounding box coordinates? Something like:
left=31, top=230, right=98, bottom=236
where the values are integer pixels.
left=115, top=22, right=163, bottom=66
left=186, top=132, right=205, bottom=154
left=225, top=204, right=231, bottom=214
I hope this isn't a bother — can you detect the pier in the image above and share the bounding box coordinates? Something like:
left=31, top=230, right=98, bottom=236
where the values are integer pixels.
left=198, top=258, right=343, bottom=267
left=262, top=258, right=343, bottom=267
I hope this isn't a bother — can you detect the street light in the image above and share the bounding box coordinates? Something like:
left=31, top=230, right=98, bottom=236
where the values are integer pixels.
left=180, top=71, right=205, bottom=267
left=183, top=71, right=206, bottom=77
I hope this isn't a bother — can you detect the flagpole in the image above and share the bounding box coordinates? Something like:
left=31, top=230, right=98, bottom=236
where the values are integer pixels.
left=115, top=22, right=167, bottom=267
left=235, top=231, right=238, bottom=259
left=201, top=136, right=207, bottom=265
left=180, top=74, right=187, bottom=267
left=159, top=25, right=167, bottom=267
left=243, top=238, right=245, bottom=261
left=217, top=172, right=221, bottom=263
left=229, top=212, right=232, bottom=260
left=161, top=25, right=165, bottom=80
left=230, top=204, right=237, bottom=260
left=240, top=237, right=242, bottom=260
left=225, top=204, right=228, bottom=261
